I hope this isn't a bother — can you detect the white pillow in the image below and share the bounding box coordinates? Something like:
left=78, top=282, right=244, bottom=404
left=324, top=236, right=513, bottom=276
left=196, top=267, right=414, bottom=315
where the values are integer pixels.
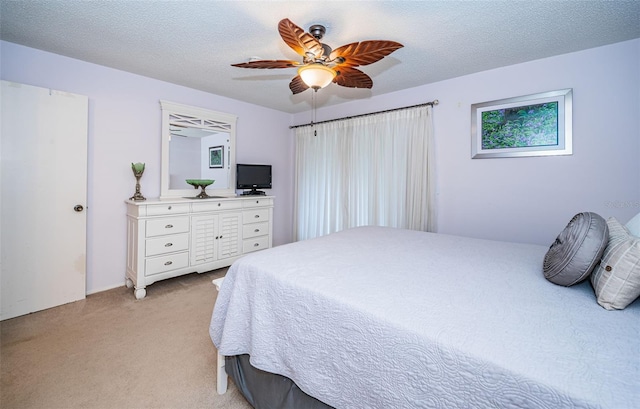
left=591, top=217, right=640, bottom=310
left=625, top=211, right=640, bottom=237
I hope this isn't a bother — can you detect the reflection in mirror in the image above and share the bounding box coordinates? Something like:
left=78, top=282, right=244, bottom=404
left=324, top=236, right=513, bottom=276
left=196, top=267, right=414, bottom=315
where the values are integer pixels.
left=168, top=127, right=230, bottom=189
left=160, top=100, right=237, bottom=199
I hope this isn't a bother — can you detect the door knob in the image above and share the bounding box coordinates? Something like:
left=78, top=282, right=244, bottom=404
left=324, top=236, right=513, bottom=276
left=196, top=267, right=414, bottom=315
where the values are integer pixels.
left=74, top=205, right=84, bottom=212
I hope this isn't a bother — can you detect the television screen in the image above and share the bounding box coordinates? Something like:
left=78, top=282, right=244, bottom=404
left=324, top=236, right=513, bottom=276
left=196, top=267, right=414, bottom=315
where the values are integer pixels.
left=236, top=164, right=272, bottom=194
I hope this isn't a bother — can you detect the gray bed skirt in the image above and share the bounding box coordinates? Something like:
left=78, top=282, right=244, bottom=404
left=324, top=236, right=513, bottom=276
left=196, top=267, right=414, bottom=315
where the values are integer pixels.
left=226, top=355, right=334, bottom=409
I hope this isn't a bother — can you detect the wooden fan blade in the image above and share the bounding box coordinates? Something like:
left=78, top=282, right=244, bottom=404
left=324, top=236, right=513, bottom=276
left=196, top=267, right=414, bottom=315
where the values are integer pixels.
left=289, top=75, right=310, bottom=94
left=333, top=66, right=373, bottom=89
left=231, top=60, right=300, bottom=69
left=278, top=18, right=324, bottom=58
left=330, top=40, right=403, bottom=67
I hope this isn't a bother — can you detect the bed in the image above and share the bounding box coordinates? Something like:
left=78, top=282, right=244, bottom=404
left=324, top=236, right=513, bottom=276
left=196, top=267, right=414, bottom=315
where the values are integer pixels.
left=210, top=226, right=640, bottom=408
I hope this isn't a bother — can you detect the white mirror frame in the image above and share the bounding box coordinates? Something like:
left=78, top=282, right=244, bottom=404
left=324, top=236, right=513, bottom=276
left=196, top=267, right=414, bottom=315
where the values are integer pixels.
left=160, top=100, right=237, bottom=199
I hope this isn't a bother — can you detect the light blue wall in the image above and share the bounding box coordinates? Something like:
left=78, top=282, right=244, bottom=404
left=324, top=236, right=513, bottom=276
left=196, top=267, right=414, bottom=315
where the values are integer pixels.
left=1, top=41, right=295, bottom=294
left=294, top=39, right=640, bottom=246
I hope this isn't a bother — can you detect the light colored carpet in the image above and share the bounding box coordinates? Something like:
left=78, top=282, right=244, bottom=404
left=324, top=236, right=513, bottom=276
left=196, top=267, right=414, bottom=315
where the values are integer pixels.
left=0, top=268, right=253, bottom=409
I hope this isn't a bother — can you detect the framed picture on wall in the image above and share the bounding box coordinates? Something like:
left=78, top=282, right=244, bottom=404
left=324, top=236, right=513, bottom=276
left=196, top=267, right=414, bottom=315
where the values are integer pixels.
left=209, top=146, right=224, bottom=168
left=471, top=88, right=572, bottom=159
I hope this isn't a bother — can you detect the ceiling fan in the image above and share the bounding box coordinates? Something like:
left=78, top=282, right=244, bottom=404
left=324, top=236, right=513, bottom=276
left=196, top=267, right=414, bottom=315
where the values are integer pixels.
left=231, top=18, right=403, bottom=94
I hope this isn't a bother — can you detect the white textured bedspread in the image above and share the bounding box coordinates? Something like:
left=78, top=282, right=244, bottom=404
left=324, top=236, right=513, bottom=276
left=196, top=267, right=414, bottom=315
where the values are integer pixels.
left=210, top=226, right=640, bottom=408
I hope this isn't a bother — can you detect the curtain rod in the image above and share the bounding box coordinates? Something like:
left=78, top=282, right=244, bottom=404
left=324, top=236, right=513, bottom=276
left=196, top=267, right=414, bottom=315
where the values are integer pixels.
left=289, top=99, right=439, bottom=129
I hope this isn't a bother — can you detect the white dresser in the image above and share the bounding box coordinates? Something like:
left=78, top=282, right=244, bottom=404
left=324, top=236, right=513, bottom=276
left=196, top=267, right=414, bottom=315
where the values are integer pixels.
left=126, top=196, right=273, bottom=299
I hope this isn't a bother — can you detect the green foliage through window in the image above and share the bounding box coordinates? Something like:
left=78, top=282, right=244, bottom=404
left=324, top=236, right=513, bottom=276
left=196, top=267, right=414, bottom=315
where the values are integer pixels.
left=481, top=102, right=558, bottom=149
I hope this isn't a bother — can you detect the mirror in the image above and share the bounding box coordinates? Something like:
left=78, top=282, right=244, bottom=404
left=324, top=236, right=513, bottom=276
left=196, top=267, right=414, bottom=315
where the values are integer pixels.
left=160, top=100, right=237, bottom=199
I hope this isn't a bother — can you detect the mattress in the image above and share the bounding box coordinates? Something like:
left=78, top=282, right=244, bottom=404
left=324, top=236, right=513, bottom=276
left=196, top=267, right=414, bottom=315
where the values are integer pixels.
left=210, top=226, right=640, bottom=408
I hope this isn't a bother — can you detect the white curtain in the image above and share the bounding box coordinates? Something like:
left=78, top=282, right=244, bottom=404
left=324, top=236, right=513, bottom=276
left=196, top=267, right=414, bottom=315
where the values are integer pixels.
left=294, top=105, right=435, bottom=241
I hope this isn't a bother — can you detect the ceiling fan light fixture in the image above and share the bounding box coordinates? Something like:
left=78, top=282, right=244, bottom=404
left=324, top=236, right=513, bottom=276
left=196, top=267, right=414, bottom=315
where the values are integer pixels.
left=298, top=64, right=336, bottom=90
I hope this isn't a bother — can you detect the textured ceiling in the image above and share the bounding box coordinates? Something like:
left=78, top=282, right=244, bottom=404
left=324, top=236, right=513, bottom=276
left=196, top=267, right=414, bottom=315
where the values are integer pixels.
left=1, top=1, right=639, bottom=114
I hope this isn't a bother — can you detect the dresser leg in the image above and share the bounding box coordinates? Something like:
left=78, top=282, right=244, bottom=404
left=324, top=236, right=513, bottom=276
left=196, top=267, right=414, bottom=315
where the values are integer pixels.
left=134, top=287, right=146, bottom=300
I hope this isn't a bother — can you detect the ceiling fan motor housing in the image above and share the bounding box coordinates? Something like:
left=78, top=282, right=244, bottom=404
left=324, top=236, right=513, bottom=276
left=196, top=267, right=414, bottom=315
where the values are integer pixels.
left=308, top=24, right=326, bottom=40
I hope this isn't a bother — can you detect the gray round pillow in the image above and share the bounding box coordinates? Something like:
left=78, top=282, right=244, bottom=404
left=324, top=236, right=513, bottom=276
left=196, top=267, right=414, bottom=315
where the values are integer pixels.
left=543, top=212, right=609, bottom=286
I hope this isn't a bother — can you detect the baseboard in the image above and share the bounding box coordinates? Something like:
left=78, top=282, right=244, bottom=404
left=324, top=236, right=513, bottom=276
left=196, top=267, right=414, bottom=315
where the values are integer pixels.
left=86, top=282, right=125, bottom=296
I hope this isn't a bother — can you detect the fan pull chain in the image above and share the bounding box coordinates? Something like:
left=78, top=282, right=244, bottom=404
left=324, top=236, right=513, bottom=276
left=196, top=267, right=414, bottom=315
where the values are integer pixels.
left=312, top=89, right=317, bottom=136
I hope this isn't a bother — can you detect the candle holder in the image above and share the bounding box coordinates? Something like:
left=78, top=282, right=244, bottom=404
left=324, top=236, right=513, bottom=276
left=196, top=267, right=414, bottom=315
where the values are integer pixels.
left=129, top=162, right=146, bottom=201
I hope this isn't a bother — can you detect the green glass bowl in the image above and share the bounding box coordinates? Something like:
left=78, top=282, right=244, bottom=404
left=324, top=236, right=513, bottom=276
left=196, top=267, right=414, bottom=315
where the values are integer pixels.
left=185, top=179, right=214, bottom=188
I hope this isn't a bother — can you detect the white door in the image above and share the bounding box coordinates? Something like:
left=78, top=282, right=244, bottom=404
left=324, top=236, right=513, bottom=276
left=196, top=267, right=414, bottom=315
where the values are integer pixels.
left=1, top=81, right=88, bottom=320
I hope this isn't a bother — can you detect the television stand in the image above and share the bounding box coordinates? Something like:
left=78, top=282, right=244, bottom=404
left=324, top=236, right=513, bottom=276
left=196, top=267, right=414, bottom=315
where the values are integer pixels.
left=241, top=189, right=266, bottom=196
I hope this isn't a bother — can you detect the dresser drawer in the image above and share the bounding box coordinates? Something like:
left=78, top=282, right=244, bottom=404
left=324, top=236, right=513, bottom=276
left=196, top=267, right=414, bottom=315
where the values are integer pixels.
left=146, top=217, right=189, bottom=237
left=242, top=198, right=273, bottom=208
left=242, top=222, right=269, bottom=239
left=145, top=203, right=190, bottom=216
left=243, top=208, right=270, bottom=224
left=192, top=200, right=242, bottom=213
left=242, top=235, right=270, bottom=253
left=145, top=233, right=189, bottom=257
left=145, top=252, right=189, bottom=276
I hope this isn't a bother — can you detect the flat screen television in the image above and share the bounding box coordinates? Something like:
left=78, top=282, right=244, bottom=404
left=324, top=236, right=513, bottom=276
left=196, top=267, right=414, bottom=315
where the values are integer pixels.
left=236, top=164, right=272, bottom=195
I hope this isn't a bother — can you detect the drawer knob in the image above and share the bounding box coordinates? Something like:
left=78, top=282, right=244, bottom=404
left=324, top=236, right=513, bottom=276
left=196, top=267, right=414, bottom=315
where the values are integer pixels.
left=255, top=200, right=259, bottom=203
left=168, top=206, right=172, bottom=210
left=254, top=229, right=260, bottom=232
left=165, top=243, right=173, bottom=247
left=254, top=215, right=260, bottom=218
left=254, top=243, right=259, bottom=247
left=164, top=261, right=173, bottom=266
left=165, top=224, right=173, bottom=229
left=218, top=203, right=221, bottom=207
